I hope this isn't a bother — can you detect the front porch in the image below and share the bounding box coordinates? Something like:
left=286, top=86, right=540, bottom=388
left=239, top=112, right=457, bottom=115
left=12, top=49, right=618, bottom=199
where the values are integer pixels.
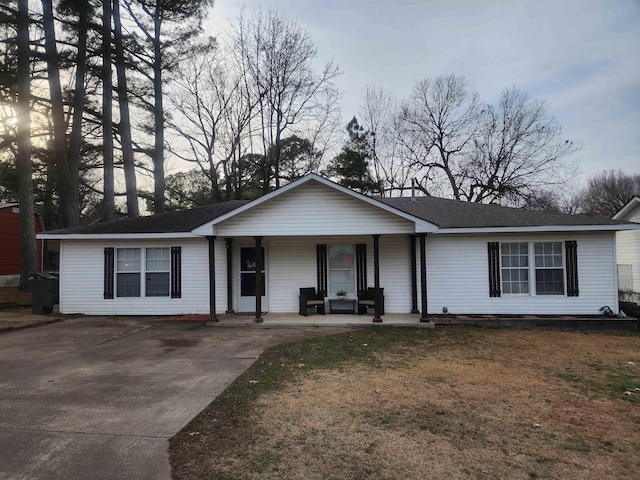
left=164, top=312, right=432, bottom=328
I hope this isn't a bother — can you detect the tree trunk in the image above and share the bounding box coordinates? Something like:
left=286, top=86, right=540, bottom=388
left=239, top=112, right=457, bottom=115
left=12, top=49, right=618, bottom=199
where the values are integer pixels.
left=152, top=5, right=165, bottom=213
left=102, top=0, right=115, bottom=221
left=67, top=4, right=89, bottom=228
left=17, top=0, right=38, bottom=290
left=41, top=0, right=74, bottom=227
left=112, top=0, right=139, bottom=217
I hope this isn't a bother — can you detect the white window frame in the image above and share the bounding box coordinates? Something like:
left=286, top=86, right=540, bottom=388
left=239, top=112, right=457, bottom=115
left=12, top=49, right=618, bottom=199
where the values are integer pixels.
left=145, top=247, right=171, bottom=297
left=116, top=248, right=141, bottom=298
left=500, top=241, right=566, bottom=297
left=115, top=247, right=171, bottom=298
left=500, top=242, right=530, bottom=296
left=328, top=244, right=356, bottom=297
left=533, top=241, right=565, bottom=296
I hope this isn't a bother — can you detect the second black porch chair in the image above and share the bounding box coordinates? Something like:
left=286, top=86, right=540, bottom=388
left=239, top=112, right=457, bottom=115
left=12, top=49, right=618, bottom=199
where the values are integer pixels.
left=358, top=287, right=385, bottom=315
left=299, top=287, right=326, bottom=316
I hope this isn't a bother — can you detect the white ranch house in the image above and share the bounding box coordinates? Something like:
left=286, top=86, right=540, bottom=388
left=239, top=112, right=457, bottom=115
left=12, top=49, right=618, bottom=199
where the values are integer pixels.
left=39, top=174, right=639, bottom=322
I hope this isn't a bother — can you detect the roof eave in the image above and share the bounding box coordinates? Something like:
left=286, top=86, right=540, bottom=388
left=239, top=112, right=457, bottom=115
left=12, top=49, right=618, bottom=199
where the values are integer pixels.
left=435, top=224, right=640, bottom=234
left=612, top=196, right=640, bottom=220
left=37, top=232, right=197, bottom=240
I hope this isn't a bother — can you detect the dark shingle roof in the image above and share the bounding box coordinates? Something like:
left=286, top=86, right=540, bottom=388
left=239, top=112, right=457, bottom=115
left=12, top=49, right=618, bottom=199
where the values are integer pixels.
left=45, top=184, right=629, bottom=236
left=379, top=196, right=629, bottom=229
left=46, top=200, right=249, bottom=234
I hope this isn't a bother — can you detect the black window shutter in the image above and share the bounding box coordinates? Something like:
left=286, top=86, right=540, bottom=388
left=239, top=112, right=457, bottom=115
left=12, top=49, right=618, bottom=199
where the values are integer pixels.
left=356, top=243, right=367, bottom=292
left=171, top=246, right=182, bottom=298
left=488, top=242, right=501, bottom=297
left=316, top=244, right=327, bottom=295
left=104, top=247, right=114, bottom=299
left=565, top=240, right=579, bottom=297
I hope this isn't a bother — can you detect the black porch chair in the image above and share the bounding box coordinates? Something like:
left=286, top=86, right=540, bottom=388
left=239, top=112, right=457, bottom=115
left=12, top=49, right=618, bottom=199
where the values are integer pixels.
left=299, top=287, right=326, bottom=316
left=358, top=287, right=385, bottom=315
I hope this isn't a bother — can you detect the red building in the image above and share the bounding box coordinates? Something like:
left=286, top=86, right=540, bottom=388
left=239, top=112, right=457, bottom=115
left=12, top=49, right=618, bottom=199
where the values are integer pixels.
left=0, top=203, right=44, bottom=285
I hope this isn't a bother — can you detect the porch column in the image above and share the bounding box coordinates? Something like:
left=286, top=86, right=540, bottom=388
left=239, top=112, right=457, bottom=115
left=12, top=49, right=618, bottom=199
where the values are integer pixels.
left=207, top=236, right=218, bottom=322
left=372, top=234, right=382, bottom=323
left=410, top=234, right=419, bottom=314
left=225, top=238, right=234, bottom=314
left=419, top=233, right=429, bottom=323
left=254, top=236, right=263, bottom=323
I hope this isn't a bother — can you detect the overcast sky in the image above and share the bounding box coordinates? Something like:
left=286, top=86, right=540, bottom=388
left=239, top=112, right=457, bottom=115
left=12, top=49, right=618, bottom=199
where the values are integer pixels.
left=205, top=0, right=639, bottom=185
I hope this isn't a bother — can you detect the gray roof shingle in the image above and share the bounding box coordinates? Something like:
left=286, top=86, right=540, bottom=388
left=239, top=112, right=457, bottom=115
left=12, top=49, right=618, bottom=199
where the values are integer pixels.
left=45, top=183, right=629, bottom=236
left=46, top=200, right=249, bottom=235
left=379, top=196, right=628, bottom=228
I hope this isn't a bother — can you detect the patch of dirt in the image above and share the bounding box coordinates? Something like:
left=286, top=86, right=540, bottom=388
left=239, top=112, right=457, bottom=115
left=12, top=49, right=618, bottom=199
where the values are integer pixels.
left=0, top=287, right=31, bottom=309
left=171, top=328, right=640, bottom=479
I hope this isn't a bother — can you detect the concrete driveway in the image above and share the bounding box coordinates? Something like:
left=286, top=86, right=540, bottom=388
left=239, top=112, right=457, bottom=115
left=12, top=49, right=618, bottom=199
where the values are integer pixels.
left=0, top=316, right=344, bottom=480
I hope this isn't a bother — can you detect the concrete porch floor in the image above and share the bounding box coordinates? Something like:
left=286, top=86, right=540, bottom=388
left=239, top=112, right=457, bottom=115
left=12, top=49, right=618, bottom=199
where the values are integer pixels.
left=207, top=312, right=434, bottom=328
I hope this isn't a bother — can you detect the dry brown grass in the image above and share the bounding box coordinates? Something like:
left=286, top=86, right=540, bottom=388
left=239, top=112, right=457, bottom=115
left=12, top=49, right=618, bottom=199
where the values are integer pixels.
left=171, top=328, right=640, bottom=480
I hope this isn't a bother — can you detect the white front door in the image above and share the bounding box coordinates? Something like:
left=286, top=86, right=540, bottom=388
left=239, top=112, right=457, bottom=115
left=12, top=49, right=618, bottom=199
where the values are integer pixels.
left=237, top=246, right=267, bottom=312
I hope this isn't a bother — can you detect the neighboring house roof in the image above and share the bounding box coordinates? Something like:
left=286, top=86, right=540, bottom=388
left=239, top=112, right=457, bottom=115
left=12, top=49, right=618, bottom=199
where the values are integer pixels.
left=0, top=203, right=18, bottom=209
left=380, top=196, right=630, bottom=230
left=612, top=196, right=640, bottom=222
left=38, top=175, right=638, bottom=239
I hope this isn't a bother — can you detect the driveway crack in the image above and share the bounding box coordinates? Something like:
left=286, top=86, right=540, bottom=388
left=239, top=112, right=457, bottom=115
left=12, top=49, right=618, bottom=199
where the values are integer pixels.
left=0, top=424, right=170, bottom=439
left=97, top=324, right=154, bottom=344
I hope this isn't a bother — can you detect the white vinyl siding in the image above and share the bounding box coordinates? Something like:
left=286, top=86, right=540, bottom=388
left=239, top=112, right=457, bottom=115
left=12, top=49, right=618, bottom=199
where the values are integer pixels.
left=216, top=182, right=413, bottom=237
left=59, top=238, right=226, bottom=315
left=423, top=232, right=618, bottom=315
left=59, top=232, right=619, bottom=316
left=265, top=235, right=411, bottom=313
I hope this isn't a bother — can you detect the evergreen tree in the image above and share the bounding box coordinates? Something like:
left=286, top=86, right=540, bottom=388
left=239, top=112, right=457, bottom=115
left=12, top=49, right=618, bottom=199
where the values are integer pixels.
left=325, top=117, right=381, bottom=195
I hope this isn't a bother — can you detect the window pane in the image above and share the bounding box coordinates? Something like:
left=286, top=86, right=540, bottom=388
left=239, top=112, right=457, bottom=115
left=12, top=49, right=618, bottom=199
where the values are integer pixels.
left=117, top=248, right=140, bottom=272
left=328, top=245, right=355, bottom=295
left=240, top=272, right=265, bottom=296
left=535, top=269, right=564, bottom=295
left=146, top=248, right=170, bottom=272
left=240, top=247, right=265, bottom=272
left=146, top=272, right=169, bottom=297
left=117, top=273, right=140, bottom=297
left=534, top=242, right=564, bottom=295
left=500, top=242, right=529, bottom=295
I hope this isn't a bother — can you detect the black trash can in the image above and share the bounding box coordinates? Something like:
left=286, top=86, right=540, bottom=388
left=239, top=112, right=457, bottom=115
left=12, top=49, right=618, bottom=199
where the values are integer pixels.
left=28, top=273, right=59, bottom=314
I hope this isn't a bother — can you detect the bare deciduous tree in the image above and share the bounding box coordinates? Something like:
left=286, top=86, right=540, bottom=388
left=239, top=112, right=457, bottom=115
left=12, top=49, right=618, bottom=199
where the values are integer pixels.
left=358, top=85, right=413, bottom=196
left=167, top=43, right=250, bottom=202
left=578, top=170, right=640, bottom=217
left=235, top=9, right=340, bottom=191
left=395, top=75, right=577, bottom=203
left=464, top=88, right=578, bottom=203
left=398, top=74, right=481, bottom=199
